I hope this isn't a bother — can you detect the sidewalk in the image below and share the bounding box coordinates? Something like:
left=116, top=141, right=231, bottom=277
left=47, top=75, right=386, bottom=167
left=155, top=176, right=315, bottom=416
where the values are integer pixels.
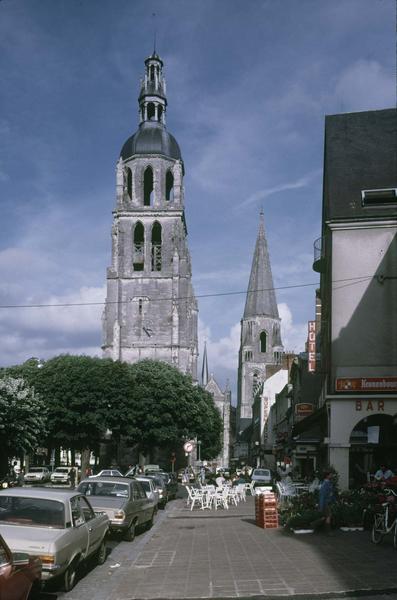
left=63, top=496, right=397, bottom=599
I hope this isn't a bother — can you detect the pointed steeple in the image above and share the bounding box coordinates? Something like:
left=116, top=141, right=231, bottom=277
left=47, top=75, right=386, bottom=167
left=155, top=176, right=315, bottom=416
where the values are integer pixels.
left=138, top=53, right=167, bottom=125
left=201, top=341, right=209, bottom=386
left=243, top=210, right=279, bottom=319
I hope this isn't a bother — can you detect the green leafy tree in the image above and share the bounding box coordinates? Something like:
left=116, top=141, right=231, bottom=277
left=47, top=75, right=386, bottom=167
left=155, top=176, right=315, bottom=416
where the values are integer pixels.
left=23, top=355, right=140, bottom=475
left=127, top=360, right=222, bottom=458
left=0, top=377, right=46, bottom=477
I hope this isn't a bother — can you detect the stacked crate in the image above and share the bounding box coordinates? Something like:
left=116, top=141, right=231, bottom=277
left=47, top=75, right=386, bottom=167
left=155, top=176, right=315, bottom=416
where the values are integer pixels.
left=255, top=492, right=279, bottom=529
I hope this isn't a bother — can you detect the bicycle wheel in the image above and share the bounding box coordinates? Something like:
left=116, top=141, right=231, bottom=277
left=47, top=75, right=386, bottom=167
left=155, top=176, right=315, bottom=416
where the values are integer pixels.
left=372, top=515, right=385, bottom=544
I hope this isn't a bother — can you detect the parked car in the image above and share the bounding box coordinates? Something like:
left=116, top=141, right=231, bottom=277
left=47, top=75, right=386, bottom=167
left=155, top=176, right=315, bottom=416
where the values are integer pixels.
left=251, top=468, right=272, bottom=485
left=154, top=471, right=178, bottom=500
left=77, top=477, right=155, bottom=541
left=134, top=476, right=159, bottom=511
left=145, top=474, right=168, bottom=508
left=89, top=469, right=123, bottom=478
left=0, top=488, right=109, bottom=592
left=0, top=532, right=42, bottom=599
left=24, top=467, right=51, bottom=484
left=50, top=467, right=71, bottom=485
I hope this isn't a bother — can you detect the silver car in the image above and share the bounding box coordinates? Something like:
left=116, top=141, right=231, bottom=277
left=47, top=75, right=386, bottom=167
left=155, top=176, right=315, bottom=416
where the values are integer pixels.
left=0, top=487, right=109, bottom=592
left=134, top=476, right=159, bottom=511
left=77, top=477, right=155, bottom=541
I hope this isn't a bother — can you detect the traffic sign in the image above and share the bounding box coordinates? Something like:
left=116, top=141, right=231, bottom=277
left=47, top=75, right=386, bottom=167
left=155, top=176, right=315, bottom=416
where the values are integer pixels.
left=183, top=441, right=194, bottom=453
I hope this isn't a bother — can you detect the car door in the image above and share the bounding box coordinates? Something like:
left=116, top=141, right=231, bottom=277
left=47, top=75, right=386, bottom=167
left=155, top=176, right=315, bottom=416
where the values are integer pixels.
left=130, top=482, right=145, bottom=525
left=69, top=496, right=90, bottom=558
left=77, top=496, right=103, bottom=557
left=0, top=536, right=32, bottom=600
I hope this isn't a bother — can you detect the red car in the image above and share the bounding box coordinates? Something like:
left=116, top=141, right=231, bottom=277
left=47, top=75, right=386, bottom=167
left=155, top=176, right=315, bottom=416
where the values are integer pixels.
left=0, top=533, right=41, bottom=599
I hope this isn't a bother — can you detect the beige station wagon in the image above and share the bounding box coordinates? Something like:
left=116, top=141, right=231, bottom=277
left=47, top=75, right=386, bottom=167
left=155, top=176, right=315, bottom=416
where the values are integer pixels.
left=77, top=476, right=155, bottom=541
left=0, top=487, right=109, bottom=592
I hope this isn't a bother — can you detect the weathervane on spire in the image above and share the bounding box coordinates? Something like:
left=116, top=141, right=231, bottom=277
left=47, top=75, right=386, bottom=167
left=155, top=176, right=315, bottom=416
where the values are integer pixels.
left=152, top=12, right=157, bottom=53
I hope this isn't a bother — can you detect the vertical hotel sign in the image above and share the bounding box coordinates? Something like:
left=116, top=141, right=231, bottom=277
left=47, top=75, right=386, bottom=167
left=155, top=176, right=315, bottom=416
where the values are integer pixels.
left=307, top=321, right=316, bottom=372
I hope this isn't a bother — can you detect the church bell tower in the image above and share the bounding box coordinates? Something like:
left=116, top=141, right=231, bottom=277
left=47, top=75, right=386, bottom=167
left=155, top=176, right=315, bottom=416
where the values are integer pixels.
left=237, top=211, right=284, bottom=433
left=102, top=52, right=198, bottom=379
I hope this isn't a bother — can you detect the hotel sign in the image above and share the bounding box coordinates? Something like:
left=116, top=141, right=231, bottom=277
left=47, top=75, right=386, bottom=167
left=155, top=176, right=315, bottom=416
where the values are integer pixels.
left=336, top=377, right=397, bottom=393
left=307, top=321, right=316, bottom=372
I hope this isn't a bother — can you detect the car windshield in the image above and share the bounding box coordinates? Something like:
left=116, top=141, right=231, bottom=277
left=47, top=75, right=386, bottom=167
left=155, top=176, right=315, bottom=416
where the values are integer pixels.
left=0, top=496, right=65, bottom=528
left=28, top=468, right=44, bottom=473
left=54, top=468, right=69, bottom=473
left=254, top=470, right=270, bottom=476
left=138, top=481, right=150, bottom=492
left=79, top=482, right=129, bottom=498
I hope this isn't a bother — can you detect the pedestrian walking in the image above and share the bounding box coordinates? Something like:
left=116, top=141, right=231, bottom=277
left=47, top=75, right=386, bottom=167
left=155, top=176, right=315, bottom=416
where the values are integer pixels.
left=69, top=466, right=76, bottom=489
left=200, top=466, right=206, bottom=485
left=316, top=470, right=336, bottom=535
left=17, top=469, right=24, bottom=486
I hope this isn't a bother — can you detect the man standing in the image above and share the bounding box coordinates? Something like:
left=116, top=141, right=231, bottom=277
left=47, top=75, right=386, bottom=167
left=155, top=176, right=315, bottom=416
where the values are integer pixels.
left=318, top=471, right=336, bottom=535
left=374, top=464, right=394, bottom=482
left=69, top=466, right=76, bottom=489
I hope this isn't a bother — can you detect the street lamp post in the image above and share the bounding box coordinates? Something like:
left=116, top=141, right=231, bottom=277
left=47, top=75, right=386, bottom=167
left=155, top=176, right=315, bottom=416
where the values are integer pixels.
left=197, top=440, right=201, bottom=463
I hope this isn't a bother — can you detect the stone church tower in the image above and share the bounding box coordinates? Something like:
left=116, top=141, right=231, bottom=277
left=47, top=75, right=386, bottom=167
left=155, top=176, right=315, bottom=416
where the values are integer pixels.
left=237, top=211, right=284, bottom=434
left=102, top=52, right=198, bottom=379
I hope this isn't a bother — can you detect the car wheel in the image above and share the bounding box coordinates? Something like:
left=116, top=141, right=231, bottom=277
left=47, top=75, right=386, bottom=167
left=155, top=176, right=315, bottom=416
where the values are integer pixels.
left=63, top=560, right=78, bottom=592
left=96, top=539, right=107, bottom=565
left=123, top=520, right=136, bottom=542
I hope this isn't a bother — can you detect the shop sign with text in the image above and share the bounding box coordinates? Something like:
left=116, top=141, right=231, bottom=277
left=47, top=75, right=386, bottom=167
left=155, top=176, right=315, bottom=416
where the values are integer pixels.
left=336, top=377, right=397, bottom=393
left=295, top=403, right=314, bottom=417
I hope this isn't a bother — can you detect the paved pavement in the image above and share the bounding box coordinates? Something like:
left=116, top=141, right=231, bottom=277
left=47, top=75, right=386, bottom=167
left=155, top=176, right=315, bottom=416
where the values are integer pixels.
left=49, top=494, right=397, bottom=599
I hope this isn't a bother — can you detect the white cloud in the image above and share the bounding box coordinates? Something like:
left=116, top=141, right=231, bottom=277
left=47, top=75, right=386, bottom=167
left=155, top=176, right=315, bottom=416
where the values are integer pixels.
left=278, top=302, right=308, bottom=353
left=0, top=286, right=105, bottom=334
left=235, top=170, right=321, bottom=212
left=198, top=319, right=240, bottom=374
left=333, top=60, right=395, bottom=112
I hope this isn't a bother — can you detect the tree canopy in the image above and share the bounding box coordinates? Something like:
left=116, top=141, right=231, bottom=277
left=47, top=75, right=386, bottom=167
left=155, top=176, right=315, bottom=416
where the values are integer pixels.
left=2, top=356, right=223, bottom=466
left=0, top=377, right=46, bottom=477
left=127, top=360, right=222, bottom=458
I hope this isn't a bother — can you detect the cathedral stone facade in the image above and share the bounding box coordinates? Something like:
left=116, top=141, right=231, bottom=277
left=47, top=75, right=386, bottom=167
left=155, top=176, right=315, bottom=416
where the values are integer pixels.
left=237, top=211, right=284, bottom=435
left=102, top=53, right=198, bottom=379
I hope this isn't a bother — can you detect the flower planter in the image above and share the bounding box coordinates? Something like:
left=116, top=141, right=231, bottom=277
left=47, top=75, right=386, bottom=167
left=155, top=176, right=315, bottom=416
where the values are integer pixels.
left=291, top=528, right=314, bottom=534
left=339, top=526, right=364, bottom=532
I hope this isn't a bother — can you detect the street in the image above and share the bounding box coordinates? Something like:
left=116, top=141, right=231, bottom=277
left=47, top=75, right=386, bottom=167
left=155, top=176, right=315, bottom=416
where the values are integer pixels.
left=33, top=492, right=397, bottom=599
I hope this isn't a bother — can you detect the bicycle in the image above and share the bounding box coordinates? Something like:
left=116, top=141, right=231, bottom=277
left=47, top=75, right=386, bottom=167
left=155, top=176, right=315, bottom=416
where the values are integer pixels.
left=371, top=488, right=397, bottom=548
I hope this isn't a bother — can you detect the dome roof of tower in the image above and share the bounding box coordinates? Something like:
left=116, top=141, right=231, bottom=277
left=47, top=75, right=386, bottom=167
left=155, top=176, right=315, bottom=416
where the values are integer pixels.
left=120, top=122, right=181, bottom=161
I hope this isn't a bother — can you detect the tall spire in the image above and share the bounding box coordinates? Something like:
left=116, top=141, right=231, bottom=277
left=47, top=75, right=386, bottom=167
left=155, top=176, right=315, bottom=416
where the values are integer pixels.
left=138, top=52, right=167, bottom=125
left=244, top=211, right=279, bottom=319
left=201, top=341, right=209, bottom=386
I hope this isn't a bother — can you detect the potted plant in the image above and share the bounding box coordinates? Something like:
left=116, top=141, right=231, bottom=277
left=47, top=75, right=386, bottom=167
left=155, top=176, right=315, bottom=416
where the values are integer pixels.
left=287, top=509, right=323, bottom=533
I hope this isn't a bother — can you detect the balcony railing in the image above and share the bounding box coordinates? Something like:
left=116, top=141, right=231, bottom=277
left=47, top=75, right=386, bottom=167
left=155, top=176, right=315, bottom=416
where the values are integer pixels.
left=313, top=237, right=325, bottom=273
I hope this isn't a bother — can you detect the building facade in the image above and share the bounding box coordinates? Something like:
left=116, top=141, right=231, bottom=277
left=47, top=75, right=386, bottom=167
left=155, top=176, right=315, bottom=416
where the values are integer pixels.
left=237, top=211, right=284, bottom=436
left=201, top=343, right=231, bottom=469
left=313, top=108, right=397, bottom=488
left=102, top=53, right=198, bottom=379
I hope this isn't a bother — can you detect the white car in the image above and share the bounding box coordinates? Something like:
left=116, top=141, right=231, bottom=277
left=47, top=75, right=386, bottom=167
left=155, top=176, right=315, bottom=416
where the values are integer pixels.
left=89, top=469, right=123, bottom=478
left=24, top=467, right=51, bottom=484
left=251, top=468, right=272, bottom=485
left=50, top=467, right=71, bottom=485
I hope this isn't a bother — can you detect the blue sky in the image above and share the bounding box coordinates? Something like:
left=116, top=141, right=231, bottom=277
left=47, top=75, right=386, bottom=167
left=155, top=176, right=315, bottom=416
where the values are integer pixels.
left=0, top=0, right=395, bottom=399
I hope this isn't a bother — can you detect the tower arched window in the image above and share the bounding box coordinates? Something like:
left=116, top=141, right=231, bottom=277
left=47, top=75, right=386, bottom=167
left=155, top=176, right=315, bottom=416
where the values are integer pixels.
left=143, top=166, right=154, bottom=206
left=260, top=331, right=267, bottom=353
left=133, top=222, right=145, bottom=271
left=165, top=170, right=174, bottom=201
left=158, top=105, right=163, bottom=122
left=151, top=221, right=162, bottom=271
left=149, top=65, right=155, bottom=81
left=147, top=103, right=155, bottom=120
left=126, top=167, right=132, bottom=199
